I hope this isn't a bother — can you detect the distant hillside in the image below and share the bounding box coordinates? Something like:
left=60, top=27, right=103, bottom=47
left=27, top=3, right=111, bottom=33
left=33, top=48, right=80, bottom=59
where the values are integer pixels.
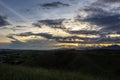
left=99, top=45, right=120, bottom=50
left=0, top=50, right=120, bottom=76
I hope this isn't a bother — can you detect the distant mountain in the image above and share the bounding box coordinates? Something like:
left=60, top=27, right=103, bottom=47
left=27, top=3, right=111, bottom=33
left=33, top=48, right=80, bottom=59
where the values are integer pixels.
left=56, top=47, right=75, bottom=51
left=99, top=45, right=120, bottom=50
left=76, top=45, right=120, bottom=50
left=1, top=45, right=120, bottom=51
left=0, top=49, right=12, bottom=51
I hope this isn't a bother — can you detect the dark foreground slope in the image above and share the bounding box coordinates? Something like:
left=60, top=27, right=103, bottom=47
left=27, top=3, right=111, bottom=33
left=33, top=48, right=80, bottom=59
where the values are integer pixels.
left=0, top=49, right=120, bottom=80
left=0, top=64, right=103, bottom=80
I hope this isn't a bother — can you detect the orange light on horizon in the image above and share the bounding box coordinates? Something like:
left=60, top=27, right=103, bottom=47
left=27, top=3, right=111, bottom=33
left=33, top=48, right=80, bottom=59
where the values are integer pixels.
left=0, top=39, right=11, bottom=44
left=55, top=43, right=119, bottom=48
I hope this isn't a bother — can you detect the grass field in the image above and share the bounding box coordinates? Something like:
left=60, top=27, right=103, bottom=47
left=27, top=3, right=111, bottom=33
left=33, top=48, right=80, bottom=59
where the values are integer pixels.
left=0, top=64, right=101, bottom=80
left=0, top=50, right=120, bottom=80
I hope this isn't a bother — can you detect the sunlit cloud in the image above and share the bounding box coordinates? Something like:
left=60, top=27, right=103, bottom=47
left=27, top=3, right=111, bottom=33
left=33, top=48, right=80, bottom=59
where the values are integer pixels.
left=76, top=34, right=100, bottom=38
left=12, top=35, right=45, bottom=43
left=37, top=25, right=71, bottom=37
left=55, top=43, right=115, bottom=48
left=55, top=43, right=79, bottom=48
left=62, top=19, right=102, bottom=31
left=106, top=34, right=120, bottom=38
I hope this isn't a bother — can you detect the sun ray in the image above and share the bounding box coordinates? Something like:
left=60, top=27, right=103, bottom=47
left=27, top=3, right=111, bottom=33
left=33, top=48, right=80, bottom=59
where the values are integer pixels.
left=0, top=0, right=29, bottom=22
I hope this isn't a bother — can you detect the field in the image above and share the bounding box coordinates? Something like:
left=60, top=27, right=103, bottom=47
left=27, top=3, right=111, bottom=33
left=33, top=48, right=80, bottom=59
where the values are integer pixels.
left=0, top=49, right=120, bottom=80
left=0, top=64, right=101, bottom=80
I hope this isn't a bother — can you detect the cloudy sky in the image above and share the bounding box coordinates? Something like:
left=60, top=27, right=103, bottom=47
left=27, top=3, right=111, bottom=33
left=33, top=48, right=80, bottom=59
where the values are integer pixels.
left=0, top=0, right=120, bottom=50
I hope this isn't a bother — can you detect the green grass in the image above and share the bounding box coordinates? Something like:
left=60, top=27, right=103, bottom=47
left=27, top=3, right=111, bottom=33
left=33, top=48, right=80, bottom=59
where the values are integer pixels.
left=0, top=64, right=113, bottom=80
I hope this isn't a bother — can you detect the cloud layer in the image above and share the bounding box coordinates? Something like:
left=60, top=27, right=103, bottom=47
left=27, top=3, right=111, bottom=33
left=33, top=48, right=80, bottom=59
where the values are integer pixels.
left=0, top=0, right=120, bottom=49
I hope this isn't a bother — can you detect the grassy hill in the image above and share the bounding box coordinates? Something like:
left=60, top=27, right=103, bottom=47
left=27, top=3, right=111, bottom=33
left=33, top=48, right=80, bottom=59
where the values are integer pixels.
left=0, top=49, right=120, bottom=80
left=0, top=64, right=102, bottom=80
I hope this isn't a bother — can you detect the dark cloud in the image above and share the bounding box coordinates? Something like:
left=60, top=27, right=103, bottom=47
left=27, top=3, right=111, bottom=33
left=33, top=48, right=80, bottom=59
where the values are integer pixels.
left=96, top=37, right=120, bottom=44
left=73, top=0, right=120, bottom=44
left=16, top=25, right=26, bottom=28
left=16, top=32, right=33, bottom=36
left=7, top=35, right=21, bottom=42
left=32, top=23, right=41, bottom=28
left=76, top=0, right=120, bottom=33
left=38, top=19, right=64, bottom=25
left=82, top=14, right=120, bottom=30
left=35, top=33, right=53, bottom=39
left=79, top=7, right=108, bottom=16
left=0, top=15, right=10, bottom=27
left=33, top=19, right=65, bottom=29
left=15, top=32, right=60, bottom=40
left=14, top=32, right=54, bottom=39
left=99, top=0, right=120, bottom=3
left=68, top=30, right=100, bottom=35
left=40, top=1, right=70, bottom=9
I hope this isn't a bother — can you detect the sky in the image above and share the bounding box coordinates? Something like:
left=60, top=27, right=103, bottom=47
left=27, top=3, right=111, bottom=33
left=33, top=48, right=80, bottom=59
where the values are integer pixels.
left=0, top=0, right=120, bottom=50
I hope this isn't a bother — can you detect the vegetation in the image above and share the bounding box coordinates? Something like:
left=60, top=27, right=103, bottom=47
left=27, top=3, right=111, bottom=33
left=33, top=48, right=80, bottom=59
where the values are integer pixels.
left=0, top=64, right=99, bottom=80
left=0, top=49, right=120, bottom=80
